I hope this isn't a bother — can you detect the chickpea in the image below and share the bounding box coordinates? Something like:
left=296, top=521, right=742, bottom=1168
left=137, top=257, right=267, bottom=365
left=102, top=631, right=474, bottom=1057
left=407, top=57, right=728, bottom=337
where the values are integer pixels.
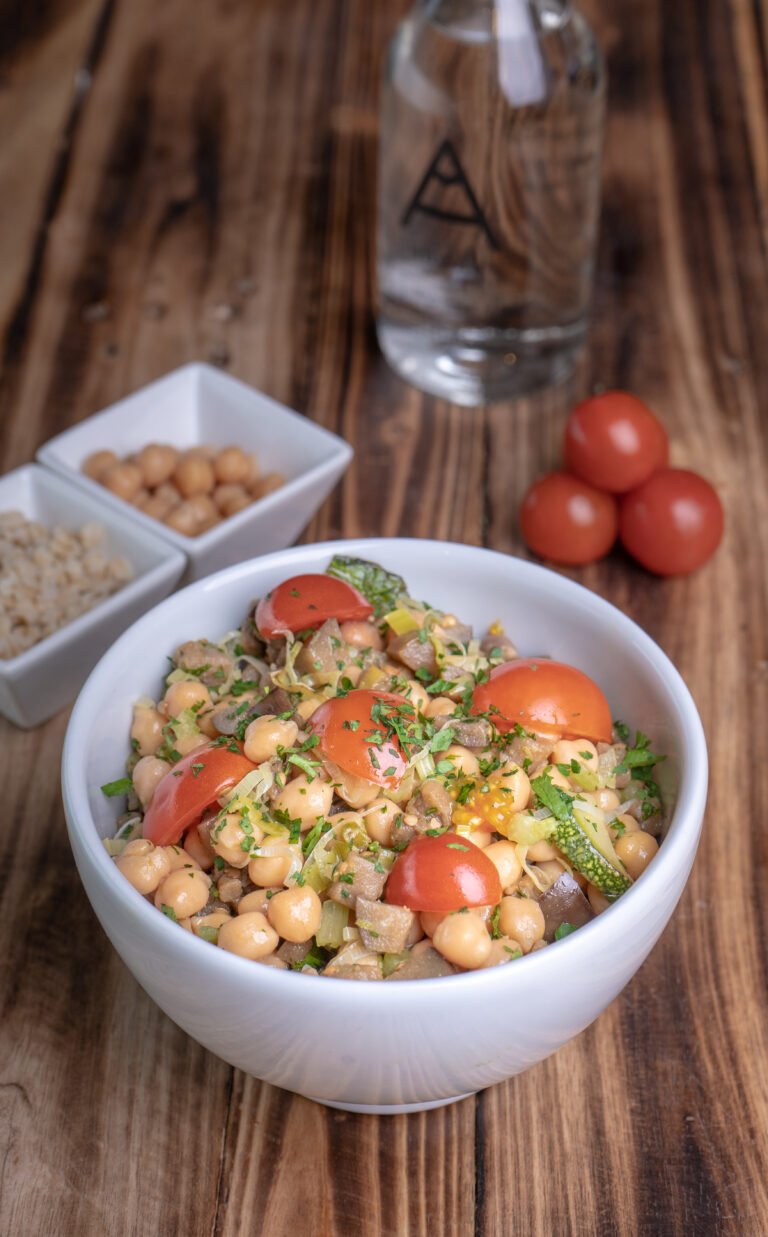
left=251, top=472, right=285, bottom=500
left=139, top=493, right=175, bottom=521
left=243, top=714, right=298, bottom=764
left=272, top=773, right=333, bottom=831
left=83, top=449, right=118, bottom=480
left=551, top=738, right=598, bottom=773
left=183, top=444, right=217, bottom=460
left=155, top=481, right=181, bottom=506
left=325, top=760, right=379, bottom=807
left=213, top=483, right=251, bottom=518
left=587, top=884, right=611, bottom=915
left=130, top=704, right=165, bottom=756
left=237, top=889, right=275, bottom=915
left=465, top=827, right=493, bottom=849
left=102, top=461, right=143, bottom=502
left=186, top=494, right=220, bottom=532
left=499, top=896, right=545, bottom=953
left=116, top=839, right=171, bottom=894
left=589, top=788, right=621, bottom=813
left=174, top=455, right=215, bottom=498
left=424, top=697, right=457, bottom=719
left=184, top=823, right=215, bottom=871
left=173, top=731, right=208, bottom=758
left=191, top=910, right=231, bottom=939
left=443, top=744, right=481, bottom=777
left=213, top=445, right=251, bottom=485
left=164, top=501, right=203, bottom=537
left=545, top=764, right=571, bottom=791
left=218, top=911, right=279, bottom=960
left=401, top=681, right=430, bottom=713
left=611, top=812, right=641, bottom=840
left=339, top=620, right=384, bottom=651
left=363, top=798, right=403, bottom=846
left=161, top=845, right=197, bottom=872
left=294, top=697, right=323, bottom=723
left=248, top=845, right=302, bottom=888
left=481, top=938, right=523, bottom=967
left=494, top=765, right=531, bottom=814
left=154, top=867, right=211, bottom=918
left=130, top=488, right=151, bottom=508
left=133, top=755, right=171, bottom=809
left=266, top=885, right=322, bottom=943
left=162, top=679, right=212, bottom=718
left=527, top=839, right=559, bottom=863
left=615, top=830, right=659, bottom=880
left=432, top=912, right=492, bottom=969
left=484, top=840, right=522, bottom=889
left=212, top=812, right=257, bottom=868
left=136, top=442, right=178, bottom=487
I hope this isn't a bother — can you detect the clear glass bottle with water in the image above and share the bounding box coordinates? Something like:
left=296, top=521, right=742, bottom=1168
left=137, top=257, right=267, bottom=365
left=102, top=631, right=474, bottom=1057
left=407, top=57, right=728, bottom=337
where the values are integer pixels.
left=376, top=0, right=605, bottom=405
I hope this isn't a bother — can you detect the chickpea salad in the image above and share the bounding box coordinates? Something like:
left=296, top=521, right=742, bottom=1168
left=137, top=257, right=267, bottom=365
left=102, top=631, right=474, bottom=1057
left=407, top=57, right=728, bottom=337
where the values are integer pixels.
left=103, top=557, right=665, bottom=980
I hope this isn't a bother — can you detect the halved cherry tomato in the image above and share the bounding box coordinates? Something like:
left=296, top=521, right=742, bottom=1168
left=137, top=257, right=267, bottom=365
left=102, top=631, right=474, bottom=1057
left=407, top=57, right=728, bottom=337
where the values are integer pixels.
left=255, top=574, right=373, bottom=639
left=471, top=658, right=612, bottom=744
left=142, top=745, right=257, bottom=845
left=564, top=391, right=669, bottom=493
left=308, top=689, right=411, bottom=789
left=619, top=468, right=724, bottom=576
left=519, top=471, right=619, bottom=565
left=384, top=832, right=503, bottom=913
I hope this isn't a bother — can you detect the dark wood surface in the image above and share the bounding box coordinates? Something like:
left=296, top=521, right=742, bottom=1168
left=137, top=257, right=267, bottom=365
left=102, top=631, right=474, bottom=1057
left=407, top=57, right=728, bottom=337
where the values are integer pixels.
left=1, top=1, right=767, bottom=1233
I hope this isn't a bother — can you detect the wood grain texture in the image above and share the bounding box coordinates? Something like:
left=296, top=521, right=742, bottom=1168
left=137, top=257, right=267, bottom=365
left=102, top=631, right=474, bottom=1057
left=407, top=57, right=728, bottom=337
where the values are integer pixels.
left=1, top=0, right=767, bottom=1234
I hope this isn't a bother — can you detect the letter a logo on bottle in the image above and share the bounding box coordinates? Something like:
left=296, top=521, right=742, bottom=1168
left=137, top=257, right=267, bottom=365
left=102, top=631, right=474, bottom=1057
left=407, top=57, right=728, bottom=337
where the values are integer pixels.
left=401, top=138, right=498, bottom=249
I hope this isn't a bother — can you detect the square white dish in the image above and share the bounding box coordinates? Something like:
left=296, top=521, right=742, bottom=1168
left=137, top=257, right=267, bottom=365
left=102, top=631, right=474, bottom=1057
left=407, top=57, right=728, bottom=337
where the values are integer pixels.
left=37, top=363, right=353, bottom=583
left=0, top=465, right=186, bottom=728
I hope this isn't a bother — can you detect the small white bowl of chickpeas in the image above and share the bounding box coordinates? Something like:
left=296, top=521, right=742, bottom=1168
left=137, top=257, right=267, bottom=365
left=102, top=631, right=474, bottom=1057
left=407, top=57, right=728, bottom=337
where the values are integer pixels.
left=38, top=363, right=353, bottom=582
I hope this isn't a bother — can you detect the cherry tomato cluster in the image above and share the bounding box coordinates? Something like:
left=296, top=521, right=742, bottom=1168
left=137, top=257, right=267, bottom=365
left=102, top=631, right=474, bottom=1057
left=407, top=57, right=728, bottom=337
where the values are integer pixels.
left=520, top=391, right=724, bottom=575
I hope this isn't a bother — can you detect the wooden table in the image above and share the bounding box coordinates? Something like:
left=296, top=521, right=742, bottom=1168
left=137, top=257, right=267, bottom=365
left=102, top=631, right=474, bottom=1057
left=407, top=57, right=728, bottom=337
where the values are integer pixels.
left=1, top=1, right=766, bottom=1233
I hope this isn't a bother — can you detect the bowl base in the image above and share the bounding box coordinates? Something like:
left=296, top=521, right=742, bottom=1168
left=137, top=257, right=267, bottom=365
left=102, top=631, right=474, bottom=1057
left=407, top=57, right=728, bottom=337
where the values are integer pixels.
left=305, top=1091, right=477, bottom=1115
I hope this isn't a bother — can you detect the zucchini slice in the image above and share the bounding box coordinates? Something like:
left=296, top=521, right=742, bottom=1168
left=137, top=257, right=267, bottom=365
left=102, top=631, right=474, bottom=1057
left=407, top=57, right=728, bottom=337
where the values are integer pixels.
left=552, top=819, right=632, bottom=899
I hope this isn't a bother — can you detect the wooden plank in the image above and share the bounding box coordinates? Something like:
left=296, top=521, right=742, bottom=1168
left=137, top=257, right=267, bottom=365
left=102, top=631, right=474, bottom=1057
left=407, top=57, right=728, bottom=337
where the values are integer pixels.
left=0, top=0, right=767, bottom=1234
left=0, top=0, right=108, bottom=343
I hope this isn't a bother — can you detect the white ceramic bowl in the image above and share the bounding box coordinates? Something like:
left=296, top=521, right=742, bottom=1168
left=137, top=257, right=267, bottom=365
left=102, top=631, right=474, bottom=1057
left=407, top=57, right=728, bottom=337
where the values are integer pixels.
left=62, top=539, right=707, bottom=1113
left=38, top=363, right=352, bottom=582
left=0, top=465, right=186, bottom=728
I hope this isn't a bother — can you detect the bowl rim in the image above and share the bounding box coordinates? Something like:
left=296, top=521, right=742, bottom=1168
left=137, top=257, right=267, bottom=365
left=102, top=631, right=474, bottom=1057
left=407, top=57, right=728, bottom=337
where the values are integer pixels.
left=62, top=537, right=709, bottom=999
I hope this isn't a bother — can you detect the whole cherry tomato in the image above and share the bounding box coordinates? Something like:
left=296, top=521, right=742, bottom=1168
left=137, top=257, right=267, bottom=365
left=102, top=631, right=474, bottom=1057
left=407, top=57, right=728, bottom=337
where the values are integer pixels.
left=384, top=832, right=503, bottom=913
left=471, top=657, right=613, bottom=743
left=519, top=472, right=618, bottom=565
left=619, top=467, right=724, bottom=575
left=142, top=745, right=257, bottom=845
left=255, top=574, right=373, bottom=639
left=564, top=391, right=669, bottom=493
left=308, top=689, right=411, bottom=789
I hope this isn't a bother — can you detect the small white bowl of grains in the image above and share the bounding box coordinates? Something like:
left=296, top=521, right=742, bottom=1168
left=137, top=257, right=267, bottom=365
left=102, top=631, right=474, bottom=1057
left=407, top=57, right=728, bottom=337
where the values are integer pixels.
left=0, top=465, right=186, bottom=728
left=38, top=363, right=353, bottom=582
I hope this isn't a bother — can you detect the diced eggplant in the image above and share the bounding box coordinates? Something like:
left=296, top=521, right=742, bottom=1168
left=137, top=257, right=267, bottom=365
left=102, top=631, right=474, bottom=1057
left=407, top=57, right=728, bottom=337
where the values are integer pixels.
left=211, top=686, right=293, bottom=736
left=173, top=640, right=235, bottom=689
left=295, top=618, right=345, bottom=678
left=355, top=897, right=417, bottom=954
left=433, top=715, right=491, bottom=749
left=385, top=945, right=456, bottom=980
left=405, top=778, right=453, bottom=831
left=323, top=963, right=383, bottom=981
left=277, top=939, right=311, bottom=966
left=387, top=630, right=438, bottom=676
left=327, top=853, right=387, bottom=908
left=539, top=872, right=594, bottom=942
left=479, top=627, right=518, bottom=661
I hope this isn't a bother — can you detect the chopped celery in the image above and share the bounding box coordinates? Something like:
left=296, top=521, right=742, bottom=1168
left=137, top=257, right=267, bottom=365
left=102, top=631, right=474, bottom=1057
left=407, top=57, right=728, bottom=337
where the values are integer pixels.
left=384, top=607, right=421, bottom=635
left=503, top=811, right=556, bottom=847
left=315, top=901, right=350, bottom=948
left=382, top=951, right=411, bottom=978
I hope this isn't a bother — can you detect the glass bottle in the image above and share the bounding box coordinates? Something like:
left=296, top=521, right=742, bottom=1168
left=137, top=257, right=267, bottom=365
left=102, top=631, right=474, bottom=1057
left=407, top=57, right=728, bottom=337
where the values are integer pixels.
left=376, top=0, right=605, bottom=406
